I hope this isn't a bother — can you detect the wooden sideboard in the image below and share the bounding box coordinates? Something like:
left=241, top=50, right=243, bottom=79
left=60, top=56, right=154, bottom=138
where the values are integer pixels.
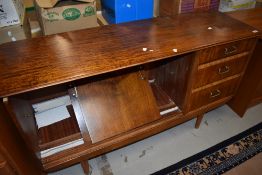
left=0, top=11, right=260, bottom=174
left=227, top=8, right=262, bottom=116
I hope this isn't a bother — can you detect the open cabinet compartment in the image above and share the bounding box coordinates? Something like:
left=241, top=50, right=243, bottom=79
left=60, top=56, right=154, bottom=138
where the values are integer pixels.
left=2, top=53, right=194, bottom=171
left=3, top=87, right=85, bottom=160
left=33, top=95, right=84, bottom=157
left=146, top=52, right=195, bottom=114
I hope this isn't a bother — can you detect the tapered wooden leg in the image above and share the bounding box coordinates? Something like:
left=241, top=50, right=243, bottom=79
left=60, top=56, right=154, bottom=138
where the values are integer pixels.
left=81, top=160, right=89, bottom=175
left=195, top=114, right=204, bottom=129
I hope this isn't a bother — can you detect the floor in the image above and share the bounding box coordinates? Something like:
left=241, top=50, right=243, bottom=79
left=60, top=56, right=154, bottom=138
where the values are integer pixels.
left=49, top=104, right=262, bottom=175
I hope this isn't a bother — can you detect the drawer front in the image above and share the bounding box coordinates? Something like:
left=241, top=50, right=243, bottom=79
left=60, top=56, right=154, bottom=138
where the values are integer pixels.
left=193, top=54, right=248, bottom=88
left=189, top=77, right=240, bottom=111
left=198, top=39, right=253, bottom=64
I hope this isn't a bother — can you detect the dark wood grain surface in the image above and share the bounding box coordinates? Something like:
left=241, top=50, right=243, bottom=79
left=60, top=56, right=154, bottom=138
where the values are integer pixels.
left=76, top=71, right=160, bottom=143
left=227, top=8, right=262, bottom=38
left=0, top=101, right=44, bottom=175
left=228, top=39, right=262, bottom=116
left=38, top=105, right=81, bottom=151
left=147, top=53, right=195, bottom=111
left=3, top=97, right=40, bottom=156
left=0, top=12, right=258, bottom=98
left=193, top=53, right=249, bottom=88
left=227, top=8, right=262, bottom=116
left=189, top=76, right=240, bottom=110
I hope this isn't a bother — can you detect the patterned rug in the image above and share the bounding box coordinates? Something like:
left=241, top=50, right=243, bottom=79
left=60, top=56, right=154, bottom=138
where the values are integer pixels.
left=152, top=122, right=262, bottom=175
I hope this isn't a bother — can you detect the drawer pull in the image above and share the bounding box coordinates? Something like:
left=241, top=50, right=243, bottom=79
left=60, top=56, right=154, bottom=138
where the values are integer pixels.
left=224, top=46, right=237, bottom=55
left=218, top=66, right=230, bottom=74
left=210, top=89, right=221, bottom=98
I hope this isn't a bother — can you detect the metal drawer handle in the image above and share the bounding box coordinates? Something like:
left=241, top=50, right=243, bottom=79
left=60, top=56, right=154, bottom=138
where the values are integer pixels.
left=210, top=89, right=221, bottom=98
left=224, top=45, right=237, bottom=55
left=218, top=66, right=230, bottom=74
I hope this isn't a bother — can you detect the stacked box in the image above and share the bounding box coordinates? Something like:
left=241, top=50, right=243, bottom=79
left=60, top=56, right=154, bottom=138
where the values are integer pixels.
left=0, top=0, right=30, bottom=44
left=35, top=0, right=98, bottom=35
left=0, top=0, right=25, bottom=27
left=0, top=16, right=31, bottom=44
left=101, top=0, right=154, bottom=24
left=180, top=0, right=220, bottom=13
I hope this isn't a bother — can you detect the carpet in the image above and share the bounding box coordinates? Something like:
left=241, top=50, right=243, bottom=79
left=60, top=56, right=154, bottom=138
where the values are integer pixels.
left=152, top=122, right=262, bottom=175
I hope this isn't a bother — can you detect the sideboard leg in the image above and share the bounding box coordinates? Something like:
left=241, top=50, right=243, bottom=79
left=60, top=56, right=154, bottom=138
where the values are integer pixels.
left=195, top=114, right=204, bottom=129
left=81, top=160, right=89, bottom=175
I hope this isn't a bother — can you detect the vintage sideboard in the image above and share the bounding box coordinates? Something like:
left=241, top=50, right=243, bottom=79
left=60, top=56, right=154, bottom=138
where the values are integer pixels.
left=0, top=10, right=261, bottom=175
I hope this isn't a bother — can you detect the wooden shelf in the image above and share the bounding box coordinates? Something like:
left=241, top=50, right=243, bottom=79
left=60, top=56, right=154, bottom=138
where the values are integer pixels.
left=38, top=105, right=81, bottom=151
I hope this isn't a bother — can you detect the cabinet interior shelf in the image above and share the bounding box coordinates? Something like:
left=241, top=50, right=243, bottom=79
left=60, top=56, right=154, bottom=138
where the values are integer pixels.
left=38, top=105, right=82, bottom=151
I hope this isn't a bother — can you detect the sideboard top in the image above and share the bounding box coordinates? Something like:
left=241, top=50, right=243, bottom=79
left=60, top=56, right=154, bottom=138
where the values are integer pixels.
left=228, top=8, right=262, bottom=38
left=0, top=12, right=258, bottom=97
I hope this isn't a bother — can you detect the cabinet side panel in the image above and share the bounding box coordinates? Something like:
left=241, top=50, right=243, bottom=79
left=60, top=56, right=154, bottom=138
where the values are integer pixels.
left=3, top=97, right=40, bottom=156
left=148, top=53, right=196, bottom=111
left=228, top=39, right=262, bottom=116
left=0, top=100, right=44, bottom=175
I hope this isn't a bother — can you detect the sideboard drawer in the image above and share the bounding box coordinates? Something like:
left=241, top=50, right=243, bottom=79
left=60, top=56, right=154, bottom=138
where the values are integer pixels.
left=198, top=39, right=253, bottom=64
left=193, top=54, right=248, bottom=88
left=189, top=77, right=240, bottom=110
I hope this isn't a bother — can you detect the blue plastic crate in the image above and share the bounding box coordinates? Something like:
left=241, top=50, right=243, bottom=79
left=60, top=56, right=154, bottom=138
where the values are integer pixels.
left=101, top=0, right=154, bottom=24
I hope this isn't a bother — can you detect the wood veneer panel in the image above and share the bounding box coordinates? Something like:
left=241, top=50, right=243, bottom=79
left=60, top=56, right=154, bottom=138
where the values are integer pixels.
left=38, top=105, right=81, bottom=150
left=76, top=71, right=160, bottom=143
left=148, top=53, right=195, bottom=111
left=227, top=8, right=262, bottom=38
left=150, top=83, right=177, bottom=111
left=0, top=12, right=258, bottom=98
left=3, top=97, right=40, bottom=156
left=189, top=76, right=240, bottom=110
left=197, top=39, right=252, bottom=64
left=228, top=40, right=262, bottom=116
left=227, top=9, right=262, bottom=116
left=193, top=53, right=249, bottom=88
left=0, top=101, right=44, bottom=175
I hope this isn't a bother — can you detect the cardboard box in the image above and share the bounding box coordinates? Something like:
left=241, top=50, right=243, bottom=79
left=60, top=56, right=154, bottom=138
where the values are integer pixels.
left=96, top=0, right=101, bottom=10
left=35, top=0, right=98, bottom=35
left=0, top=15, right=30, bottom=45
left=160, top=0, right=220, bottom=15
left=180, top=0, right=220, bottom=13
left=26, top=10, right=42, bottom=38
left=23, top=0, right=34, bottom=8
left=0, top=0, right=25, bottom=27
